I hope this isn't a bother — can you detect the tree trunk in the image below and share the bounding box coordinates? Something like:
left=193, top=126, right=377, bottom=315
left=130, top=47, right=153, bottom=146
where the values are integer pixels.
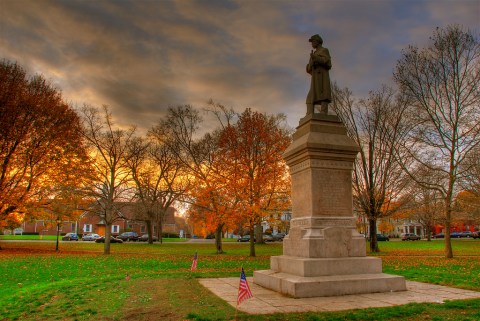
left=369, top=219, right=379, bottom=253
left=104, top=223, right=111, bottom=255
left=157, top=220, right=163, bottom=244
left=444, top=199, right=453, bottom=258
left=146, top=219, right=153, bottom=244
left=215, top=223, right=224, bottom=254
left=255, top=224, right=264, bottom=244
left=249, top=228, right=256, bottom=257
left=426, top=225, right=432, bottom=242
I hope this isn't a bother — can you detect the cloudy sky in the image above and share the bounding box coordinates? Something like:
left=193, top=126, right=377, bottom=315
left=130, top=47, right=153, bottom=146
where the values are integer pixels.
left=1, top=0, right=478, bottom=132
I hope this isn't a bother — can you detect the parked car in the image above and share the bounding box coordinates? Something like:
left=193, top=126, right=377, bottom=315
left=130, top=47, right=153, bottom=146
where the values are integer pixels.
left=62, top=233, right=79, bottom=241
left=262, top=235, right=276, bottom=242
left=272, top=233, right=286, bottom=241
left=82, top=233, right=100, bottom=241
left=460, top=231, right=473, bottom=238
left=450, top=232, right=462, bottom=238
left=376, top=234, right=390, bottom=241
left=138, top=234, right=158, bottom=242
left=237, top=235, right=254, bottom=242
left=434, top=233, right=445, bottom=239
left=117, top=232, right=139, bottom=242
left=401, top=233, right=421, bottom=241
left=473, top=231, right=480, bottom=239
left=95, top=236, right=123, bottom=243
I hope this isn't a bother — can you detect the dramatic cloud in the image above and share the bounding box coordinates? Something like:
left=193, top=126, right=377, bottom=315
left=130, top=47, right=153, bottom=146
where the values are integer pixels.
left=1, top=0, right=478, bottom=132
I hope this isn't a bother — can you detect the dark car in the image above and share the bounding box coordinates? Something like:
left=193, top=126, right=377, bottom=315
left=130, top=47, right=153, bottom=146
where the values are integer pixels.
left=460, top=231, right=473, bottom=238
left=95, top=236, right=123, bottom=243
left=434, top=233, right=445, bottom=239
left=62, top=233, right=79, bottom=241
left=401, top=233, right=421, bottom=241
left=237, top=235, right=254, bottom=242
left=473, top=231, right=480, bottom=239
left=117, top=232, right=139, bottom=242
left=138, top=234, right=158, bottom=242
left=262, top=235, right=276, bottom=242
left=450, top=232, right=462, bottom=238
left=376, top=234, right=390, bottom=241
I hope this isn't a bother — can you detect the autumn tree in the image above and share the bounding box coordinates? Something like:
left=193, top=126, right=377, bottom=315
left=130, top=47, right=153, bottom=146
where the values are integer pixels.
left=151, top=104, right=240, bottom=254
left=126, top=135, right=190, bottom=244
left=0, top=60, right=88, bottom=228
left=408, top=184, right=444, bottom=241
left=79, top=105, right=136, bottom=254
left=394, top=25, right=480, bottom=258
left=332, top=85, right=410, bottom=252
left=217, top=108, right=291, bottom=257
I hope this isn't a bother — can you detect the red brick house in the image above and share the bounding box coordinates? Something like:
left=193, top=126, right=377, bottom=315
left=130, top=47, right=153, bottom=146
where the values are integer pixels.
left=14, top=203, right=180, bottom=237
left=79, top=203, right=178, bottom=236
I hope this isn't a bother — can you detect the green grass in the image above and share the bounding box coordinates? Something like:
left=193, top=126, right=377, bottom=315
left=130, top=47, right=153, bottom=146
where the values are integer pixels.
left=0, top=239, right=479, bottom=320
left=0, top=235, right=58, bottom=240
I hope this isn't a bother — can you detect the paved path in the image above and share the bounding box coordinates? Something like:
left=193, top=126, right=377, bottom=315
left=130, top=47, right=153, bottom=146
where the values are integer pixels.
left=199, top=277, right=480, bottom=315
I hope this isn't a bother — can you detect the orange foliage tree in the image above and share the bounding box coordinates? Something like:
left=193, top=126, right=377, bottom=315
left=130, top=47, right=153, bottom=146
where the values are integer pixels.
left=216, top=108, right=291, bottom=257
left=152, top=105, right=237, bottom=254
left=0, top=60, right=89, bottom=228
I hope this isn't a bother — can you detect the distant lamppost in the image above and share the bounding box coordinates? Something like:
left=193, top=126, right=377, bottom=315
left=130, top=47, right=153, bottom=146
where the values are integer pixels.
left=55, top=216, right=61, bottom=251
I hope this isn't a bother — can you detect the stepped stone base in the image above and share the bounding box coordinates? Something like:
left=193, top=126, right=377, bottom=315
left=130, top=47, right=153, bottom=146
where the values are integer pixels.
left=270, top=256, right=382, bottom=277
left=254, top=255, right=406, bottom=298
left=254, top=269, right=407, bottom=298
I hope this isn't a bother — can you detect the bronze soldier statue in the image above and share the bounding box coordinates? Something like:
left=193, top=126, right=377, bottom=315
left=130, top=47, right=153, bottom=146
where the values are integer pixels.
left=306, top=34, right=332, bottom=115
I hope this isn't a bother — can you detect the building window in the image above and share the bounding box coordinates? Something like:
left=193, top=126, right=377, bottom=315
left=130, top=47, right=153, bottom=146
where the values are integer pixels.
left=141, top=225, right=146, bottom=233
left=71, top=223, right=76, bottom=231
left=83, top=224, right=92, bottom=232
left=112, top=225, right=120, bottom=234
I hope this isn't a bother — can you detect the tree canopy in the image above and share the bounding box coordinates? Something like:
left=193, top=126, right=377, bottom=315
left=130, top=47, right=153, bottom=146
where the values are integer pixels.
left=0, top=60, right=89, bottom=229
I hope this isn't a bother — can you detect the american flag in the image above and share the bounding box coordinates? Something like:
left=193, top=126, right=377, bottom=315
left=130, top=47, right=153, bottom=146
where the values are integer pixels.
left=237, top=267, right=253, bottom=305
left=190, top=252, right=198, bottom=271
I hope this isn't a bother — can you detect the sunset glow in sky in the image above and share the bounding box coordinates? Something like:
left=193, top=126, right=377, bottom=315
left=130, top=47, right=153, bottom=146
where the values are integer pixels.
left=1, top=0, right=479, bottom=131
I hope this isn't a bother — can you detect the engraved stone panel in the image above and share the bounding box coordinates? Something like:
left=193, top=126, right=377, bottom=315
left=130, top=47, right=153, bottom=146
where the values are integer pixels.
left=311, top=169, right=352, bottom=217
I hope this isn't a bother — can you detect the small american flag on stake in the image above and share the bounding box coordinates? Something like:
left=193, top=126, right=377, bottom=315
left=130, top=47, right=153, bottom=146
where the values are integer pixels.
left=237, top=267, right=253, bottom=306
left=190, top=252, right=198, bottom=271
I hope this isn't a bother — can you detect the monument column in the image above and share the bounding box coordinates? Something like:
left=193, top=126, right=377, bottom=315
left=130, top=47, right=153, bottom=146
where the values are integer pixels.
left=254, top=113, right=407, bottom=297
left=282, top=114, right=365, bottom=259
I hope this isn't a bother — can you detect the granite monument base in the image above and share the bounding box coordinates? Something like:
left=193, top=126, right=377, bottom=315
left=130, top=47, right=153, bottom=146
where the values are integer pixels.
left=254, top=256, right=407, bottom=298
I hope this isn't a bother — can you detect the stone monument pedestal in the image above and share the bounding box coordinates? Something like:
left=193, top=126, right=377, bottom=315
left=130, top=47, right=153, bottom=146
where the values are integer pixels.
left=254, top=114, right=406, bottom=298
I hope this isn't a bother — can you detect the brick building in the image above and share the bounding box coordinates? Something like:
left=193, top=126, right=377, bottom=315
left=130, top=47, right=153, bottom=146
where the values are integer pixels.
left=13, top=203, right=180, bottom=237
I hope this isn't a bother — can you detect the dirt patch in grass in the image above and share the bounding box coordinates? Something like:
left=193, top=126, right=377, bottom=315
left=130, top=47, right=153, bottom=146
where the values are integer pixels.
left=116, top=278, right=234, bottom=321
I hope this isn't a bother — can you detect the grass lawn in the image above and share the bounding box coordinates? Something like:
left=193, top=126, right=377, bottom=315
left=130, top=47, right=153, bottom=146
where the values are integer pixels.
left=0, top=239, right=479, bottom=320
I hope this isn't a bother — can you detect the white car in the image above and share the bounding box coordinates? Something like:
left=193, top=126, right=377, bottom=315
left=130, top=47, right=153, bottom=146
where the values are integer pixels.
left=82, top=233, right=101, bottom=241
